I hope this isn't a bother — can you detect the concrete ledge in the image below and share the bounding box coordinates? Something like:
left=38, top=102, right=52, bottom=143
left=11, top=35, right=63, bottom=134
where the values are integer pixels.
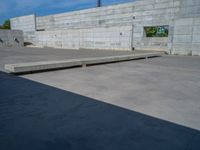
left=5, top=52, right=163, bottom=74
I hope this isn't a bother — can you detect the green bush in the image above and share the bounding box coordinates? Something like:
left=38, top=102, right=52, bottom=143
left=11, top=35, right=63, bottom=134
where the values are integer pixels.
left=144, top=26, right=168, bottom=37
left=0, top=20, right=11, bottom=30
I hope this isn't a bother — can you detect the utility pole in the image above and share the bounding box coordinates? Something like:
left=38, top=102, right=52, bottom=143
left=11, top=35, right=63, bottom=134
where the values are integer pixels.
left=97, top=0, right=101, bottom=7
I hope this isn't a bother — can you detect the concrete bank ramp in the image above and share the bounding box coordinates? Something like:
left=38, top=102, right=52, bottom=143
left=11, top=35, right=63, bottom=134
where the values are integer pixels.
left=5, top=52, right=163, bottom=74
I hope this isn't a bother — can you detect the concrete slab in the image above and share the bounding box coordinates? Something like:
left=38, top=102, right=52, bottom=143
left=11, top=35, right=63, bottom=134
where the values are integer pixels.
left=0, top=47, right=200, bottom=149
left=4, top=52, right=163, bottom=74
left=22, top=55, right=200, bottom=131
left=0, top=47, right=150, bottom=72
left=0, top=71, right=200, bottom=150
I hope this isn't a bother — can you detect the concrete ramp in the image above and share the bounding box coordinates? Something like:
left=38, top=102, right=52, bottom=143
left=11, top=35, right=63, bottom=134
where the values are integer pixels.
left=5, top=52, right=163, bottom=74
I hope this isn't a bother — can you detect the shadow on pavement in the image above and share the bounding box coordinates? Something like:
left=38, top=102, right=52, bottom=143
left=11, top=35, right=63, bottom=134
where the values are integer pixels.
left=0, top=71, right=200, bottom=150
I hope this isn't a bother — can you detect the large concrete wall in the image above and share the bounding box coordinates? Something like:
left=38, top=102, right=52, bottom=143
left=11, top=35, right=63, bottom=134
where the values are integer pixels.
left=179, top=0, right=200, bottom=18
left=10, top=14, right=36, bottom=43
left=171, top=0, right=200, bottom=55
left=172, top=17, right=200, bottom=55
left=11, top=14, right=36, bottom=32
left=36, top=3, right=134, bottom=30
left=35, top=26, right=132, bottom=50
left=34, top=0, right=180, bottom=51
left=0, top=30, right=24, bottom=47
left=10, top=0, right=200, bottom=55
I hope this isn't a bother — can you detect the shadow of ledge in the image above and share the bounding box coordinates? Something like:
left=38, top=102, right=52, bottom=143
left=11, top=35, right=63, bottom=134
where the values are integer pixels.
left=0, top=71, right=199, bottom=150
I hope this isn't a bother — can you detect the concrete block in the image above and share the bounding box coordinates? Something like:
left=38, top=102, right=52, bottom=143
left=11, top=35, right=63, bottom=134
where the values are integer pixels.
left=174, top=26, right=193, bottom=35
left=5, top=52, right=163, bottom=74
left=192, top=35, right=200, bottom=43
left=191, top=44, right=200, bottom=55
left=0, top=30, right=24, bottom=47
left=174, top=18, right=194, bottom=26
left=173, top=35, right=192, bottom=43
left=193, top=26, right=200, bottom=34
left=194, top=17, right=200, bottom=25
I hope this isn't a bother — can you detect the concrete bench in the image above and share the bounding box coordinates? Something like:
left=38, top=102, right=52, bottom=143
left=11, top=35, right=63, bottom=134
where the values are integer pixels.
left=5, top=52, right=163, bottom=74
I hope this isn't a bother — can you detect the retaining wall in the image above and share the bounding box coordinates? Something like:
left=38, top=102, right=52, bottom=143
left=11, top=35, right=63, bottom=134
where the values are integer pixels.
left=10, top=0, right=200, bottom=55
left=35, top=26, right=132, bottom=50
left=0, top=30, right=24, bottom=47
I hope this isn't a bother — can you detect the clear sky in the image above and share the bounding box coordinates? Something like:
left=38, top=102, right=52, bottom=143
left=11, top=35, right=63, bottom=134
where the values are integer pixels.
left=0, top=0, right=134, bottom=24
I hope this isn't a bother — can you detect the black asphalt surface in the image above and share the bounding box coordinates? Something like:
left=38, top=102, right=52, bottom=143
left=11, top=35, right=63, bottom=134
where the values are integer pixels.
left=0, top=71, right=200, bottom=150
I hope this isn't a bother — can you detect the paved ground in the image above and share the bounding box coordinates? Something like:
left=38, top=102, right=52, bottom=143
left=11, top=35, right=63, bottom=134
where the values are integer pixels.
left=1, top=47, right=200, bottom=149
left=0, top=71, right=200, bottom=150
left=22, top=55, right=200, bottom=130
left=0, top=47, right=138, bottom=71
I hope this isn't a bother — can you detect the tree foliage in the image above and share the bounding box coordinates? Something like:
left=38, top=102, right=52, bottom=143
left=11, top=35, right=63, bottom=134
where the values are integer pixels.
left=0, top=20, right=11, bottom=29
left=144, top=26, right=168, bottom=37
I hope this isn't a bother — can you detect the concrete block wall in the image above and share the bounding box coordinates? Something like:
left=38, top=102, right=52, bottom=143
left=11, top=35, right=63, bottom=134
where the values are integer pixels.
left=80, top=26, right=132, bottom=50
left=35, top=30, right=79, bottom=49
left=179, top=0, right=200, bottom=18
left=10, top=14, right=36, bottom=43
left=171, top=0, right=200, bottom=55
left=34, top=0, right=181, bottom=51
left=35, top=26, right=132, bottom=50
left=10, top=0, right=200, bottom=54
left=36, top=3, right=135, bottom=30
left=172, top=17, right=200, bottom=55
left=11, top=14, right=36, bottom=32
left=132, top=0, right=181, bottom=51
left=0, top=30, right=24, bottom=47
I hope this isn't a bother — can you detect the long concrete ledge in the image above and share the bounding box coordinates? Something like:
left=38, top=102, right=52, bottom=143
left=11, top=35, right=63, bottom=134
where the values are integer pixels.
left=5, top=52, right=163, bottom=74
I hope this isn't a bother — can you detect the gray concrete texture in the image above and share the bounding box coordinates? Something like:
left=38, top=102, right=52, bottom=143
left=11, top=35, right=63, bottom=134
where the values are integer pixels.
left=22, top=55, right=200, bottom=131
left=1, top=71, right=200, bottom=150
left=1, top=47, right=200, bottom=149
left=0, top=30, right=24, bottom=47
left=10, top=0, right=200, bottom=55
left=35, top=26, right=132, bottom=50
left=172, top=17, right=200, bottom=55
left=0, top=47, right=139, bottom=72
left=4, top=52, right=163, bottom=74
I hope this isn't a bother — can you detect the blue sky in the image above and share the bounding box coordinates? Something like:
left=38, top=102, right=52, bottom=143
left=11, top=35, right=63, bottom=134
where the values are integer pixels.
left=0, top=0, right=134, bottom=24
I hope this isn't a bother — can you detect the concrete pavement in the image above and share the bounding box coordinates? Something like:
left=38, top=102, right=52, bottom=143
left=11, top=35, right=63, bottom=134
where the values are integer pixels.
left=0, top=47, right=136, bottom=72
left=1, top=47, right=200, bottom=149
left=22, top=55, right=200, bottom=130
left=0, top=71, right=200, bottom=150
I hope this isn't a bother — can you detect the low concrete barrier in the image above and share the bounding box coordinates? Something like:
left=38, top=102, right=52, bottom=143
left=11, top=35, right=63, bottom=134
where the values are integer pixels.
left=5, top=52, right=163, bottom=74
